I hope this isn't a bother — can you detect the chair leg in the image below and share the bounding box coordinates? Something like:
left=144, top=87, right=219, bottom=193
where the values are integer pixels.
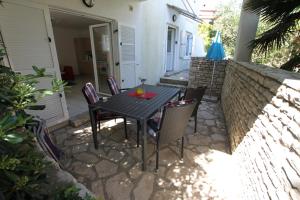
left=194, top=115, right=197, bottom=133
left=98, top=121, right=100, bottom=132
left=124, top=118, right=128, bottom=139
left=136, top=120, right=140, bottom=147
left=156, top=137, right=159, bottom=171
left=181, top=137, right=184, bottom=159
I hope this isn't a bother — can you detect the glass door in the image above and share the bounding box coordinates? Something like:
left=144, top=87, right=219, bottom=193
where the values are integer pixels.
left=89, top=23, right=113, bottom=95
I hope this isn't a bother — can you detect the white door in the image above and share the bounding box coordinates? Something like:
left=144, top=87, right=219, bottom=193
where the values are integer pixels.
left=90, top=23, right=113, bottom=95
left=0, top=1, right=68, bottom=126
left=166, top=27, right=175, bottom=72
left=119, top=25, right=136, bottom=88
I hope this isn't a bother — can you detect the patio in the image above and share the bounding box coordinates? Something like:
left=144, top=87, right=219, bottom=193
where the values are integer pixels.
left=51, top=101, right=240, bottom=200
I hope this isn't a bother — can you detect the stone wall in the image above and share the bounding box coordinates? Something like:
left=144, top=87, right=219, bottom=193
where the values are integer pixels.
left=189, top=57, right=227, bottom=97
left=221, top=60, right=300, bottom=199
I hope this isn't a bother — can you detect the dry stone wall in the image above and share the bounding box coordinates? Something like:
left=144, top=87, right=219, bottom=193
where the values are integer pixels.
left=189, top=57, right=227, bottom=97
left=221, top=60, right=300, bottom=200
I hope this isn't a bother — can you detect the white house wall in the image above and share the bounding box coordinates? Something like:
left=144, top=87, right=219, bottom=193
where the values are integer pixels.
left=1, top=0, right=205, bottom=126
left=27, top=0, right=204, bottom=85
left=52, top=26, right=81, bottom=75
left=141, top=0, right=205, bottom=84
left=29, top=0, right=144, bottom=86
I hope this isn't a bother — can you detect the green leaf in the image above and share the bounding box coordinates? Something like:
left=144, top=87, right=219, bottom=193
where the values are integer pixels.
left=32, top=65, right=46, bottom=77
left=42, top=90, right=54, bottom=96
left=4, top=133, right=24, bottom=144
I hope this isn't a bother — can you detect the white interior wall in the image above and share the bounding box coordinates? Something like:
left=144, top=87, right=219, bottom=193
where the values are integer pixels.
left=53, top=26, right=80, bottom=75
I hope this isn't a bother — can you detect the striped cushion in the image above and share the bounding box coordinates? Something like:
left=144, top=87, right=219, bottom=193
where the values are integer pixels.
left=32, top=118, right=63, bottom=163
left=82, top=82, right=99, bottom=104
left=107, top=76, right=120, bottom=95
left=166, top=99, right=194, bottom=108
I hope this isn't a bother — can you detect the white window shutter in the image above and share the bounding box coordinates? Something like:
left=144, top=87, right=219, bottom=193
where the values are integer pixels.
left=119, top=25, right=136, bottom=88
left=0, top=2, right=66, bottom=126
left=180, top=31, right=187, bottom=58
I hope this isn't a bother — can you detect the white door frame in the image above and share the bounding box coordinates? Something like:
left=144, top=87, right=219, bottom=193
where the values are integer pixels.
left=89, top=23, right=114, bottom=94
left=165, top=24, right=179, bottom=74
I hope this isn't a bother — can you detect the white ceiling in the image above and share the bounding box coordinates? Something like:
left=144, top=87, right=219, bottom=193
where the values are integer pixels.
left=50, top=10, right=106, bottom=29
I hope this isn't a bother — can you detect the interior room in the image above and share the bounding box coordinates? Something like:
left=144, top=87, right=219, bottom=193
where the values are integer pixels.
left=50, top=10, right=112, bottom=118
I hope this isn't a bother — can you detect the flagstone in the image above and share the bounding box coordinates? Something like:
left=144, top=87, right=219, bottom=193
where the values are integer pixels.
left=51, top=101, right=235, bottom=200
left=105, top=173, right=134, bottom=200
left=133, top=173, right=155, bottom=200
left=95, top=160, right=118, bottom=178
left=74, top=152, right=99, bottom=164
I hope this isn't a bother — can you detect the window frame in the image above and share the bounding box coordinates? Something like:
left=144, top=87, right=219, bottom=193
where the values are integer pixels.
left=184, top=32, right=193, bottom=59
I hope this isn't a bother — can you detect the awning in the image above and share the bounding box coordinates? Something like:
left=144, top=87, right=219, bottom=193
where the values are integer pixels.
left=167, top=4, right=202, bottom=23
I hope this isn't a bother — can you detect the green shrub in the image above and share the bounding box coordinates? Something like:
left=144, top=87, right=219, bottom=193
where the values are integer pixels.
left=54, top=185, right=95, bottom=200
left=0, top=49, right=70, bottom=199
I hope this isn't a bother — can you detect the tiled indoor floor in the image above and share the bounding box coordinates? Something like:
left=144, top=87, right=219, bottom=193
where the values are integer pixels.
left=52, top=101, right=241, bottom=200
left=65, top=75, right=93, bottom=118
left=65, top=75, right=110, bottom=118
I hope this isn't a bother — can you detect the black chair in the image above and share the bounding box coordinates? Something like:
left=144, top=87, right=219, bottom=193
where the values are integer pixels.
left=181, top=87, right=206, bottom=133
left=147, top=100, right=196, bottom=170
left=82, top=82, right=128, bottom=139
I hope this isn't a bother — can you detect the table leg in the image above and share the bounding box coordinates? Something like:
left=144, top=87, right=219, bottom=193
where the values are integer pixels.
left=89, top=107, right=98, bottom=149
left=141, top=119, right=147, bottom=171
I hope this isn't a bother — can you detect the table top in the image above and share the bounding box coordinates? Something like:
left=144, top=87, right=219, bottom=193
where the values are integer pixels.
left=90, top=85, right=180, bottom=121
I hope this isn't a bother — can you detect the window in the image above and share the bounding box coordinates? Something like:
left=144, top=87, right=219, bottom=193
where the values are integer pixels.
left=185, top=32, right=193, bottom=57
left=167, top=30, right=172, bottom=53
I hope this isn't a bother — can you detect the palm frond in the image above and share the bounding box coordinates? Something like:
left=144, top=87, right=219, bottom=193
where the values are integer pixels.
left=250, top=12, right=300, bottom=52
left=244, top=0, right=300, bottom=23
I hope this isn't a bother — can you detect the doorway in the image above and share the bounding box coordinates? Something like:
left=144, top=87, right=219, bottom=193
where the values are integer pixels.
left=166, top=27, right=176, bottom=72
left=50, top=10, right=114, bottom=118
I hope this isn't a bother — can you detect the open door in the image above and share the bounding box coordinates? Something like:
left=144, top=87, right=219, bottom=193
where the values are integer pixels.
left=89, top=23, right=113, bottom=95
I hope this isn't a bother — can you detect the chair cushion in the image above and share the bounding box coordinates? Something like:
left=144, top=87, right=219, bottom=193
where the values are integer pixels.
left=107, top=76, right=120, bottom=95
left=32, top=118, right=63, bottom=163
left=166, top=99, right=195, bottom=108
left=82, top=82, right=100, bottom=104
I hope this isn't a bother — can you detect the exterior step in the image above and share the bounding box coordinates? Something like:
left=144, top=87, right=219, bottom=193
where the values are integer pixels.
left=69, top=112, right=90, bottom=127
left=159, top=77, right=188, bottom=86
left=157, top=82, right=186, bottom=88
left=202, top=95, right=219, bottom=102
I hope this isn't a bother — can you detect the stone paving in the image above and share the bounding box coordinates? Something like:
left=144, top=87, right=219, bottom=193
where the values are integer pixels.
left=52, top=101, right=240, bottom=200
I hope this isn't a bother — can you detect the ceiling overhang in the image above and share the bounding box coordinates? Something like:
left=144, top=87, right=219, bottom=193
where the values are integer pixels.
left=167, top=4, right=202, bottom=23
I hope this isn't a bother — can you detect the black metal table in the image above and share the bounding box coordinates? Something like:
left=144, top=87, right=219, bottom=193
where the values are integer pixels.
left=88, top=84, right=181, bottom=170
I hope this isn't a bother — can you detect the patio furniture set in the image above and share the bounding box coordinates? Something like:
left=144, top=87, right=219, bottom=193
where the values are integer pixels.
left=82, top=77, right=206, bottom=170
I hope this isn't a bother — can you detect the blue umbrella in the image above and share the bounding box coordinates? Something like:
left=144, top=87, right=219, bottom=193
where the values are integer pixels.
left=206, top=31, right=225, bottom=96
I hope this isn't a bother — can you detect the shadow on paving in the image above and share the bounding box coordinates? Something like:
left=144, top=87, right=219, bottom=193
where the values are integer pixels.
left=51, top=101, right=241, bottom=200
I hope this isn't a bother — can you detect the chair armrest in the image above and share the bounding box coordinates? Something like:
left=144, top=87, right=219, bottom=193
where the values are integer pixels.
left=97, top=96, right=103, bottom=101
